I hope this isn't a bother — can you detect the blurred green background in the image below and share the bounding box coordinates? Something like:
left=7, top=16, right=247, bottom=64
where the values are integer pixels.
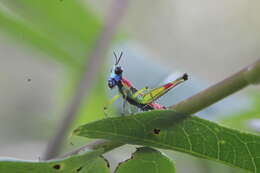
left=0, top=0, right=259, bottom=172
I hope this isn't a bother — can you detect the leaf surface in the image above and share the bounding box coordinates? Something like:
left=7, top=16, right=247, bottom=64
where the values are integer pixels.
left=115, top=147, right=175, bottom=173
left=0, top=149, right=109, bottom=173
left=74, top=110, right=260, bottom=173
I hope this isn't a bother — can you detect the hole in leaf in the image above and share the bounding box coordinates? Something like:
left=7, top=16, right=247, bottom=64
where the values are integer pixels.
left=153, top=128, right=161, bottom=135
left=76, top=167, right=83, bottom=172
left=53, top=164, right=61, bottom=170
left=101, top=156, right=110, bottom=168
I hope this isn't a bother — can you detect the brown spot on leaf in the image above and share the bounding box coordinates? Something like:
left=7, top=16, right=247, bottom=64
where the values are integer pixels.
left=153, top=128, right=161, bottom=135
left=53, top=164, right=61, bottom=170
left=76, top=167, right=83, bottom=172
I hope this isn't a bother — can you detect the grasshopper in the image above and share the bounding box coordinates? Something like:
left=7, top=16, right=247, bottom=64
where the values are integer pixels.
left=105, top=52, right=188, bottom=115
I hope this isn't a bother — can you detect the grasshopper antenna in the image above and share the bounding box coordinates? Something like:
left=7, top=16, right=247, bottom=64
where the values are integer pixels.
left=113, top=51, right=118, bottom=65
left=117, top=51, right=123, bottom=65
left=113, top=51, right=123, bottom=65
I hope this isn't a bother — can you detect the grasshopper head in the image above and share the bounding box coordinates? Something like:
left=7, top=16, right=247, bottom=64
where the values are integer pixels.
left=108, top=52, right=123, bottom=89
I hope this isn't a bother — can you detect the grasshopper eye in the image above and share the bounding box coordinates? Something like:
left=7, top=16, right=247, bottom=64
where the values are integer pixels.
left=115, top=66, right=123, bottom=75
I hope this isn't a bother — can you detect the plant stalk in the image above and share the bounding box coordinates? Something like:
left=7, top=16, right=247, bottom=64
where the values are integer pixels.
left=43, top=0, right=129, bottom=160
left=169, top=59, right=260, bottom=114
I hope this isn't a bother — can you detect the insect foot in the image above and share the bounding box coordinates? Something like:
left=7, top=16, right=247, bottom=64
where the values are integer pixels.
left=183, top=73, right=188, bottom=80
left=103, top=107, right=109, bottom=118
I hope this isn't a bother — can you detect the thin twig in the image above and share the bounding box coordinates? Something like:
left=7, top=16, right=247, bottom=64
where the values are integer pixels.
left=59, top=59, right=260, bottom=158
left=43, top=0, right=129, bottom=160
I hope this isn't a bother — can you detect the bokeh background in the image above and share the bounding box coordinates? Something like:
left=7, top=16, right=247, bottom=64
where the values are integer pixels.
left=0, top=0, right=259, bottom=172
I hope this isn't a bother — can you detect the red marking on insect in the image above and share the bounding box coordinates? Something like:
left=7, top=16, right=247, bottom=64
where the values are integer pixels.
left=122, top=78, right=133, bottom=88
left=148, top=103, right=165, bottom=110
left=163, top=83, right=174, bottom=89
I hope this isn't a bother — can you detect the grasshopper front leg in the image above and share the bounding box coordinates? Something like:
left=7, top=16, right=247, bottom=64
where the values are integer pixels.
left=104, top=94, right=121, bottom=118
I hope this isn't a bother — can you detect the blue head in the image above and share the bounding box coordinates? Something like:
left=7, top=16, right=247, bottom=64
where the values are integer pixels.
left=108, top=52, right=123, bottom=89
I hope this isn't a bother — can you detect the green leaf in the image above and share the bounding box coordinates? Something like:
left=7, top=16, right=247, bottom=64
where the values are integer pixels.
left=79, top=157, right=110, bottom=173
left=0, top=149, right=109, bottom=173
left=74, top=110, right=260, bottom=173
left=0, top=8, right=78, bottom=68
left=115, top=147, right=176, bottom=173
left=0, top=0, right=101, bottom=68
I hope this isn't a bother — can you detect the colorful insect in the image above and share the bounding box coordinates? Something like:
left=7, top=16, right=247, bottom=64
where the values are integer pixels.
left=105, top=52, right=188, bottom=115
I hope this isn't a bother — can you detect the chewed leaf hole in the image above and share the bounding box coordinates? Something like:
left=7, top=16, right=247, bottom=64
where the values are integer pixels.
left=76, top=167, right=83, bottom=172
left=102, top=156, right=110, bottom=168
left=153, top=128, right=161, bottom=135
left=53, top=164, right=61, bottom=170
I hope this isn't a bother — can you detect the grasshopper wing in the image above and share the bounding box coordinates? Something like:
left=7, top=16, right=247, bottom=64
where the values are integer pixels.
left=141, top=73, right=188, bottom=104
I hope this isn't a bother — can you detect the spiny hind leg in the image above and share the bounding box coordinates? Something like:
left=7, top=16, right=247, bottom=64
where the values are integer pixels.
left=132, top=86, right=149, bottom=99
